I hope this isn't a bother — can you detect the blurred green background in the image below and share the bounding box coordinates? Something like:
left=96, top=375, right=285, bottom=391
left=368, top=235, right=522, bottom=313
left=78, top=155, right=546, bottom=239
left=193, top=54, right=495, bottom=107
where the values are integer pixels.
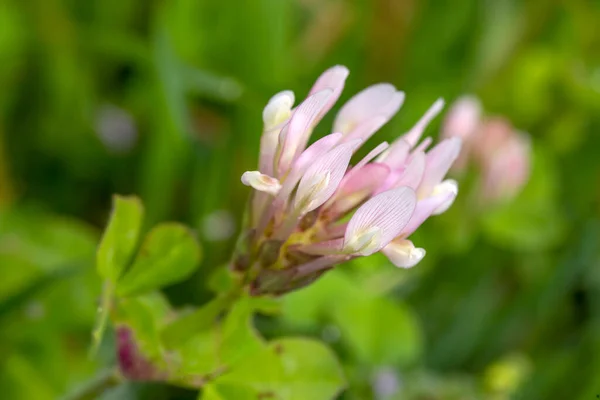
left=1, top=0, right=599, bottom=399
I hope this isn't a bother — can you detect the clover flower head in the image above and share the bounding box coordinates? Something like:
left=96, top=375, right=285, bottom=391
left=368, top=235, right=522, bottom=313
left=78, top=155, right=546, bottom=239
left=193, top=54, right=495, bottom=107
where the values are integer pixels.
left=238, top=66, right=461, bottom=295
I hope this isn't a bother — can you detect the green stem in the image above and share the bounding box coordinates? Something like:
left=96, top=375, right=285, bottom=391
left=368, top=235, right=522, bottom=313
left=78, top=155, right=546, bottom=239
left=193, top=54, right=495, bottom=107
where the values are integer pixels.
left=90, top=281, right=114, bottom=357
left=60, top=368, right=121, bottom=400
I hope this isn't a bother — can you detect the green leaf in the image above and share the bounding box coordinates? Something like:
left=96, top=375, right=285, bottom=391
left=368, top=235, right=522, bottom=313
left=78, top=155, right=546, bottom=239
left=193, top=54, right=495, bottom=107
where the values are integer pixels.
left=172, top=294, right=344, bottom=399
left=211, top=337, right=345, bottom=400
left=207, top=265, right=235, bottom=294
left=175, top=328, right=220, bottom=377
left=116, top=223, right=201, bottom=296
left=213, top=342, right=283, bottom=397
left=334, top=295, right=422, bottom=366
left=268, top=338, right=346, bottom=400
left=200, top=384, right=257, bottom=400
left=96, top=195, right=144, bottom=283
left=173, top=296, right=264, bottom=378
left=210, top=332, right=345, bottom=400
left=282, top=270, right=422, bottom=366
left=281, top=270, right=356, bottom=328
left=219, top=297, right=264, bottom=365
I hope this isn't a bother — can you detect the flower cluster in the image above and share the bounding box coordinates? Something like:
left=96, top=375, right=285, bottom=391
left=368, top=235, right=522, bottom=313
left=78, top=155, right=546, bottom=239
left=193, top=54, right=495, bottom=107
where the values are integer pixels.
left=442, top=96, right=531, bottom=202
left=238, top=66, right=461, bottom=295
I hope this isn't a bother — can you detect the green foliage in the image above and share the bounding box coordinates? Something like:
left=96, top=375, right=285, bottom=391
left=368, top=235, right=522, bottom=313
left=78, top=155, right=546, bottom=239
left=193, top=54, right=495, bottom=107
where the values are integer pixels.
left=200, top=337, right=345, bottom=400
left=283, top=269, right=422, bottom=367
left=116, top=223, right=201, bottom=296
left=0, top=207, right=100, bottom=398
left=96, top=196, right=144, bottom=284
left=267, top=338, right=346, bottom=399
left=335, top=295, right=421, bottom=366
left=91, top=195, right=202, bottom=358
left=88, top=195, right=346, bottom=399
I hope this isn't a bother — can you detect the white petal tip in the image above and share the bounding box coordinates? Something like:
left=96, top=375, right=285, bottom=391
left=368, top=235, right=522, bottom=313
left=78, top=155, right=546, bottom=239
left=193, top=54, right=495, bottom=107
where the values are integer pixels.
left=241, top=171, right=281, bottom=196
left=383, top=240, right=426, bottom=268
left=456, top=95, right=481, bottom=110
left=426, top=98, right=445, bottom=120
left=431, top=179, right=458, bottom=215
left=263, top=90, right=295, bottom=129
left=330, top=65, right=350, bottom=78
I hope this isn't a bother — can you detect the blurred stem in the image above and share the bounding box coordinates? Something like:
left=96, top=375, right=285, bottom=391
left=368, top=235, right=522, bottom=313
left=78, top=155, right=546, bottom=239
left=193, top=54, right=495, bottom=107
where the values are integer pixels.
left=90, top=281, right=114, bottom=357
left=60, top=368, right=121, bottom=400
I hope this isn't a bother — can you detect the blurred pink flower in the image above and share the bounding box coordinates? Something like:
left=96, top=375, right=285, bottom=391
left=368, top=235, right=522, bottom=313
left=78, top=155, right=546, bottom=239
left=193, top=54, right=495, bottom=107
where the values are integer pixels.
left=477, top=120, right=531, bottom=201
left=441, top=96, right=481, bottom=171
left=240, top=66, right=461, bottom=294
left=442, top=96, right=531, bottom=202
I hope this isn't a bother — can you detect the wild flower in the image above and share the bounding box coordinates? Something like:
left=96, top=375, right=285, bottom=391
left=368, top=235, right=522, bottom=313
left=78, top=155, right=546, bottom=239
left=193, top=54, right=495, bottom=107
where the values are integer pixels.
left=239, top=66, right=461, bottom=295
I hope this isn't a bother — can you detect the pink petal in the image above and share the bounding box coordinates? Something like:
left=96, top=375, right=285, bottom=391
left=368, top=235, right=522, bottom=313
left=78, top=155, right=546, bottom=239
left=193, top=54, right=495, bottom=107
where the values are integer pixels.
left=473, top=118, right=513, bottom=161
left=328, top=163, right=390, bottom=216
left=481, top=132, right=530, bottom=201
left=353, top=141, right=390, bottom=170
left=294, top=140, right=360, bottom=213
left=401, top=98, right=444, bottom=148
left=401, top=191, right=455, bottom=237
left=340, top=163, right=390, bottom=195
left=380, top=92, right=406, bottom=117
left=412, top=137, right=433, bottom=155
left=264, top=133, right=344, bottom=230
left=308, top=65, right=349, bottom=118
left=396, top=151, right=426, bottom=190
left=442, top=96, right=481, bottom=140
left=417, top=137, right=461, bottom=197
left=344, top=187, right=417, bottom=255
left=259, top=124, right=285, bottom=176
left=277, top=89, right=333, bottom=176
left=379, top=139, right=411, bottom=170
left=278, top=132, right=343, bottom=201
left=393, top=151, right=426, bottom=190
left=377, top=146, right=424, bottom=193
left=341, top=115, right=388, bottom=144
left=295, top=133, right=344, bottom=176
left=334, top=84, right=403, bottom=134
